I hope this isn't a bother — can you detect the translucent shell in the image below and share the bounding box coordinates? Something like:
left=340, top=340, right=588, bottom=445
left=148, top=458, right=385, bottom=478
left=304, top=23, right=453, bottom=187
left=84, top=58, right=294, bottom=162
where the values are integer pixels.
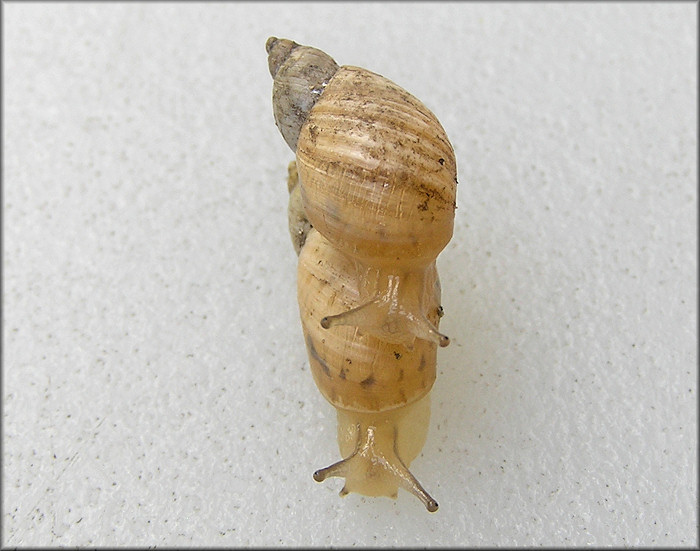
left=296, top=66, right=457, bottom=267
left=297, top=229, right=441, bottom=413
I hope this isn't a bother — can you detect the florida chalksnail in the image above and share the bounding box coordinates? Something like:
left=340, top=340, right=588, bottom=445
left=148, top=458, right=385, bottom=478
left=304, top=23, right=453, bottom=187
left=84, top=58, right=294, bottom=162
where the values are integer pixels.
left=266, top=37, right=457, bottom=512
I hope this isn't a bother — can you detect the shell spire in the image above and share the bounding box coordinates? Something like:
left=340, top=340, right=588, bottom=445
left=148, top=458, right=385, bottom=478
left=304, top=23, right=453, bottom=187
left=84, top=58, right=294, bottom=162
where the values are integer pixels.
left=266, top=36, right=339, bottom=151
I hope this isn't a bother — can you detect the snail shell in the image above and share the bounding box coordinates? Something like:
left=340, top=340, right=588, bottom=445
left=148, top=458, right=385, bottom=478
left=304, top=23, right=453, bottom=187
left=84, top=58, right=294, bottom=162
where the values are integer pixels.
left=267, top=37, right=456, bottom=512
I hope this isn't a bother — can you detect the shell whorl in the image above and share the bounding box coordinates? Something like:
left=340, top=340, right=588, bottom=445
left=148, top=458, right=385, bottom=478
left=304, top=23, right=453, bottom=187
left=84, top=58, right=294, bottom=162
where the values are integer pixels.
left=267, top=37, right=339, bottom=151
left=297, top=229, right=440, bottom=412
left=296, top=66, right=457, bottom=266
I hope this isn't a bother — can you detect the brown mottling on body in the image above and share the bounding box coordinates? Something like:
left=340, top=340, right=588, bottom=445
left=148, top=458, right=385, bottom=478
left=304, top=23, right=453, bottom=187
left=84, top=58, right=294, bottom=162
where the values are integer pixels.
left=306, top=335, right=331, bottom=377
left=360, top=374, right=375, bottom=388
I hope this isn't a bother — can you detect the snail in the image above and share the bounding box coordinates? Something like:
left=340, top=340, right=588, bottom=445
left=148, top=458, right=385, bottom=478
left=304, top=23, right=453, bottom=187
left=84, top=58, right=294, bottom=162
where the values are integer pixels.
left=266, top=37, right=457, bottom=512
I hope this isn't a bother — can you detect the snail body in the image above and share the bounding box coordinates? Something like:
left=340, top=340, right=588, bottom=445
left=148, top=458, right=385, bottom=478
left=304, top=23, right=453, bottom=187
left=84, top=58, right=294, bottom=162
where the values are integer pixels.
left=267, top=37, right=456, bottom=512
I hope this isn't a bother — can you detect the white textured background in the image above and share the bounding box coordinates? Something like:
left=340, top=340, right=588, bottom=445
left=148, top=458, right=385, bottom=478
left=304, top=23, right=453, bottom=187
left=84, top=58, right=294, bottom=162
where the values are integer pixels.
left=3, top=2, right=697, bottom=547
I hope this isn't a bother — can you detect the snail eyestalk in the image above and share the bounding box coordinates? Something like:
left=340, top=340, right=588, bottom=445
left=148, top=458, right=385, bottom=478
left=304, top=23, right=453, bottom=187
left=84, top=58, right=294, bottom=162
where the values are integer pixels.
left=320, top=301, right=449, bottom=349
left=313, top=396, right=439, bottom=512
left=319, top=265, right=450, bottom=349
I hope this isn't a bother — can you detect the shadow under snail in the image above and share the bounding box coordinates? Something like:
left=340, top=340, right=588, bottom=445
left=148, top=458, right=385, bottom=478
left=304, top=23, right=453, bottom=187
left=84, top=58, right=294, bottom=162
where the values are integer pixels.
left=266, top=37, right=457, bottom=512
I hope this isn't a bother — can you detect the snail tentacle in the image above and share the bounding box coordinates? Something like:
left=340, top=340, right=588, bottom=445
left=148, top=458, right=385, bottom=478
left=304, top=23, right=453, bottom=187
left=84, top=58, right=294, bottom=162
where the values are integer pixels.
left=320, top=297, right=449, bottom=349
left=320, top=266, right=450, bottom=348
left=313, top=417, right=438, bottom=512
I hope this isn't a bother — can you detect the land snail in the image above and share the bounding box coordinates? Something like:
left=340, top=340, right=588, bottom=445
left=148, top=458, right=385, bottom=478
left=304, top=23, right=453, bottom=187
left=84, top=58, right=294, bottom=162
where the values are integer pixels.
left=266, top=37, right=457, bottom=512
